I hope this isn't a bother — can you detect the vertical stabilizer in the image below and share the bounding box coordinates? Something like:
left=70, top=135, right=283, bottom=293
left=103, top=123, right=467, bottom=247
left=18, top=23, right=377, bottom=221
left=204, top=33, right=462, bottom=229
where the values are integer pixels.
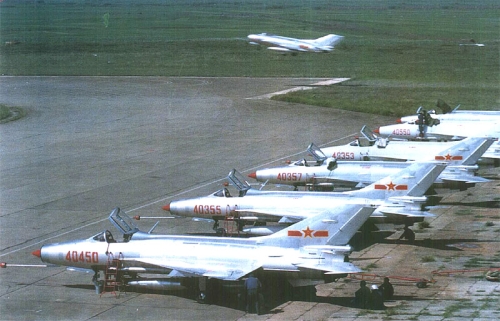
left=434, top=137, right=494, bottom=166
left=314, top=34, right=344, bottom=47
left=348, top=162, right=446, bottom=199
left=260, top=204, right=375, bottom=248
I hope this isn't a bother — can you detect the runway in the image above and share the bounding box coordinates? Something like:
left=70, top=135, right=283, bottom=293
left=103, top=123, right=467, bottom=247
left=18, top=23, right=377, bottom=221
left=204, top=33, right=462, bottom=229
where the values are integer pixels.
left=0, top=77, right=498, bottom=320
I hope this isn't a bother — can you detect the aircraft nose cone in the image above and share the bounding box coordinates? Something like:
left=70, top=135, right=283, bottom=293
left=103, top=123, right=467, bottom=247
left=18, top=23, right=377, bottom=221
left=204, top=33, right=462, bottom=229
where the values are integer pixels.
left=162, top=203, right=171, bottom=211
left=396, top=118, right=402, bottom=123
left=248, top=172, right=257, bottom=179
left=373, top=128, right=380, bottom=134
left=32, top=249, right=41, bottom=258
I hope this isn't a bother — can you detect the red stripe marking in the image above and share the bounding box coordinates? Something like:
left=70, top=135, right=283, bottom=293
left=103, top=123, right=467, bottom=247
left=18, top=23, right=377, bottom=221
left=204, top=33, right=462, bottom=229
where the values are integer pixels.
left=288, top=230, right=302, bottom=237
left=313, top=231, right=329, bottom=237
left=374, top=184, right=387, bottom=190
left=395, top=185, right=408, bottom=190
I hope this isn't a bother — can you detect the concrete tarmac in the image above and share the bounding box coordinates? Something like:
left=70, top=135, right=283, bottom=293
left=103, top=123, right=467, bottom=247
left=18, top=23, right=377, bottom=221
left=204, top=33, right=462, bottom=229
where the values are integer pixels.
left=1, top=77, right=499, bottom=320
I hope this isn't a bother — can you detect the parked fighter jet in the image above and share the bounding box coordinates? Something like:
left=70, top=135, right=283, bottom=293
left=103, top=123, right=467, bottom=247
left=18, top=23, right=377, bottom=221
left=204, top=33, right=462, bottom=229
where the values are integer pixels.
left=165, top=162, right=446, bottom=231
left=375, top=118, right=500, bottom=141
left=397, top=102, right=500, bottom=124
left=248, top=137, right=493, bottom=191
left=247, top=33, right=344, bottom=53
left=320, top=125, right=499, bottom=165
left=33, top=205, right=375, bottom=302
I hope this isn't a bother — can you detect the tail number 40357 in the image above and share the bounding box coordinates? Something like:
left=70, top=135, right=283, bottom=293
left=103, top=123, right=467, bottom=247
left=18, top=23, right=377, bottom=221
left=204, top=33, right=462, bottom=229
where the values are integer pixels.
left=277, top=173, right=302, bottom=181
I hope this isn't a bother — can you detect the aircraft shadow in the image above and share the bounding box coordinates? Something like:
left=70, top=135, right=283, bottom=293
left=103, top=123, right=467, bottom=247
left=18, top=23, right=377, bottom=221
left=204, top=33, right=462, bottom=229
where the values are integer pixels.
left=437, top=200, right=500, bottom=208
left=63, top=284, right=430, bottom=314
left=349, top=230, right=499, bottom=252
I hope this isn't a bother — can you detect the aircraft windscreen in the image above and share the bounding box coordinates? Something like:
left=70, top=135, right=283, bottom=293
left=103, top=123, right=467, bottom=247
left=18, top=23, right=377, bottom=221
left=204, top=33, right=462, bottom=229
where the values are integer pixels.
left=293, top=159, right=307, bottom=166
left=213, top=188, right=231, bottom=197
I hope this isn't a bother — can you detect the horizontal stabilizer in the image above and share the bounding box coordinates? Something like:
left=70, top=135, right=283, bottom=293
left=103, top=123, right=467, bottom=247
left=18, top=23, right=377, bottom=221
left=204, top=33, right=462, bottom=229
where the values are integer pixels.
left=378, top=207, right=435, bottom=217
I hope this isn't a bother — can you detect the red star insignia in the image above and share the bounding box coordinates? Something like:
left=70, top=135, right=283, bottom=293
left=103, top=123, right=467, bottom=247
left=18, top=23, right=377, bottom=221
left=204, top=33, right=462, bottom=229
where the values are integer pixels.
left=386, top=181, right=396, bottom=190
left=302, top=226, right=314, bottom=238
left=445, top=154, right=452, bottom=161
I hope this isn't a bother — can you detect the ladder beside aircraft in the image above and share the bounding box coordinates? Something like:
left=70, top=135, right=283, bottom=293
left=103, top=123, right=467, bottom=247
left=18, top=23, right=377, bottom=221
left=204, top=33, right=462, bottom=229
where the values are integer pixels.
left=100, top=251, right=123, bottom=297
left=222, top=205, right=240, bottom=236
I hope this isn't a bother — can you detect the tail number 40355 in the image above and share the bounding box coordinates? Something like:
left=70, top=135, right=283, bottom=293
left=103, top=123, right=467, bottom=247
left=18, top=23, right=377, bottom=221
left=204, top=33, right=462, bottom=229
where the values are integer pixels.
left=194, top=205, right=222, bottom=215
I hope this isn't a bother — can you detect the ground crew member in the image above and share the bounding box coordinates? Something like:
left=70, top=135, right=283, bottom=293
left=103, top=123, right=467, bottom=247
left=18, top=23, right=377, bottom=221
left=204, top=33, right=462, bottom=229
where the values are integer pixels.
left=370, top=284, right=385, bottom=309
left=399, top=225, right=415, bottom=244
left=244, top=274, right=261, bottom=314
left=354, top=280, right=371, bottom=308
left=379, top=277, right=394, bottom=300
left=418, top=109, right=426, bottom=138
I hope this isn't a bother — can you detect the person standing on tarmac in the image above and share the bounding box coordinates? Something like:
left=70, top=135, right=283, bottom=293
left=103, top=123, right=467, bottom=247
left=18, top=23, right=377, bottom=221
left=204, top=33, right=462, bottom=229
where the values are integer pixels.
left=244, top=273, right=262, bottom=314
left=354, top=280, right=371, bottom=308
left=379, top=277, right=394, bottom=300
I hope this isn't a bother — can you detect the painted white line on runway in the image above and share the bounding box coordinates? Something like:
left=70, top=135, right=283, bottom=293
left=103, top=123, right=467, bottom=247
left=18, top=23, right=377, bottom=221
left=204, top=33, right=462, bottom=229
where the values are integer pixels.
left=0, top=131, right=355, bottom=257
left=247, top=78, right=350, bottom=100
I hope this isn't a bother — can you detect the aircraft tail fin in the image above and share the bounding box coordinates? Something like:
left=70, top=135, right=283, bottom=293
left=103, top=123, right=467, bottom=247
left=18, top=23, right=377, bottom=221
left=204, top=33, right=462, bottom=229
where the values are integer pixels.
left=260, top=204, right=376, bottom=248
left=348, top=161, right=446, bottom=199
left=434, top=137, right=494, bottom=166
left=314, top=34, right=344, bottom=47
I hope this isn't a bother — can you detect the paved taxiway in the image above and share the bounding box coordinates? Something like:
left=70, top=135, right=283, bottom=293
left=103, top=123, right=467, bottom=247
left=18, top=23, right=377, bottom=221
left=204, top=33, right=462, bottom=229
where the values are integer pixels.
left=1, top=77, right=499, bottom=320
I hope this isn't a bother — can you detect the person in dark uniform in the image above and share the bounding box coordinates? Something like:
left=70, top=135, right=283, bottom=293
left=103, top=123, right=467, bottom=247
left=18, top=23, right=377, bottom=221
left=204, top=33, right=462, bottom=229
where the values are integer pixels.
left=354, top=280, right=371, bottom=308
left=379, top=277, right=394, bottom=300
left=370, top=285, right=385, bottom=309
left=244, top=274, right=262, bottom=314
left=417, top=109, right=426, bottom=138
left=399, top=225, right=415, bottom=244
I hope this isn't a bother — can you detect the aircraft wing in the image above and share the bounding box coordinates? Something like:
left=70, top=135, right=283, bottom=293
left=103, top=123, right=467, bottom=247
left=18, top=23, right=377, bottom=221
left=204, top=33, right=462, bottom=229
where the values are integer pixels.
left=377, top=206, right=435, bottom=217
left=234, top=207, right=325, bottom=220
left=124, top=257, right=261, bottom=281
left=297, top=260, right=362, bottom=274
left=440, top=176, right=490, bottom=184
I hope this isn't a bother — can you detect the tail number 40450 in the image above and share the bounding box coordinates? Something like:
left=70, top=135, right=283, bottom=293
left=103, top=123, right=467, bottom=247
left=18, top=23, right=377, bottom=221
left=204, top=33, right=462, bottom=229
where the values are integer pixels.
left=66, top=251, right=99, bottom=263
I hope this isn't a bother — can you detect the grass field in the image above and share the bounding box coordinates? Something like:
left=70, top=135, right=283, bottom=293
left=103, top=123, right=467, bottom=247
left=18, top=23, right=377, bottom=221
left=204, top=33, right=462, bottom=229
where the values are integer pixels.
left=1, top=0, right=498, bottom=115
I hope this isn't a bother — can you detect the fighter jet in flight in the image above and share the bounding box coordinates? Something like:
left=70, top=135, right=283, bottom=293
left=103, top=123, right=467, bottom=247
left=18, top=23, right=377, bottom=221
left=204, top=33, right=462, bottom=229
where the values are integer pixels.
left=320, top=126, right=499, bottom=165
left=247, top=33, right=344, bottom=53
left=248, top=137, right=493, bottom=191
left=165, top=162, right=446, bottom=232
left=33, top=205, right=375, bottom=302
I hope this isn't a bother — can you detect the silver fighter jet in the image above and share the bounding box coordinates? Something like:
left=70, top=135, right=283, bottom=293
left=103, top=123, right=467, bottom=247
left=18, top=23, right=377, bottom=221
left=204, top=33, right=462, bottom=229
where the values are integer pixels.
left=249, top=137, right=493, bottom=191
left=33, top=205, right=375, bottom=302
left=247, top=33, right=344, bottom=53
left=165, top=162, right=447, bottom=230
